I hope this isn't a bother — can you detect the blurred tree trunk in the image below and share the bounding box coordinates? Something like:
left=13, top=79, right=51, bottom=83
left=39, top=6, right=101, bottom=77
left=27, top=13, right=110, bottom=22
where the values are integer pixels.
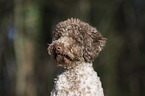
left=14, top=0, right=40, bottom=96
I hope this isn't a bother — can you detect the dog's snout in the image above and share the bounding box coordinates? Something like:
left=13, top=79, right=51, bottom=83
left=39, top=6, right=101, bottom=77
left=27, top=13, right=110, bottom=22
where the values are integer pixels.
left=56, top=46, right=61, bottom=50
left=55, top=46, right=63, bottom=53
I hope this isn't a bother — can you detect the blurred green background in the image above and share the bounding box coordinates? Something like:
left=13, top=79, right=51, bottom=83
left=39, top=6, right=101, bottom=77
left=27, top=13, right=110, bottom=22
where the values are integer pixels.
left=0, top=0, right=145, bottom=96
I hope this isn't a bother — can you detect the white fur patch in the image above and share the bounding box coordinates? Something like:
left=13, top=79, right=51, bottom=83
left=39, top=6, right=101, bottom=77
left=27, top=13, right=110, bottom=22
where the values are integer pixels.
left=51, top=62, right=104, bottom=96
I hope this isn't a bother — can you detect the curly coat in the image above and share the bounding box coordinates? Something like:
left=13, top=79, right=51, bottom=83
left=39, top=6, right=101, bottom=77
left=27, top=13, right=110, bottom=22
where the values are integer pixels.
left=48, top=18, right=106, bottom=69
left=48, top=18, right=106, bottom=96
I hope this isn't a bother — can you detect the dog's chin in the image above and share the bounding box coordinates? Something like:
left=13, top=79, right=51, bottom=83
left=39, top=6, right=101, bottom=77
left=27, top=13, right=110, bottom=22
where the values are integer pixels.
left=55, top=54, right=64, bottom=63
left=54, top=53, right=71, bottom=66
left=54, top=52, right=81, bottom=69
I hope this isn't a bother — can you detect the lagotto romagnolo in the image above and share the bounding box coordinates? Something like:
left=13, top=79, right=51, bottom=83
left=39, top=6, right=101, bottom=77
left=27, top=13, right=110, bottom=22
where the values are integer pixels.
left=48, top=18, right=107, bottom=96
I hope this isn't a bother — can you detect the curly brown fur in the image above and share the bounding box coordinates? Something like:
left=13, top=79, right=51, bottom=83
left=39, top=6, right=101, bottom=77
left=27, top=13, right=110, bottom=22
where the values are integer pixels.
left=48, top=18, right=106, bottom=69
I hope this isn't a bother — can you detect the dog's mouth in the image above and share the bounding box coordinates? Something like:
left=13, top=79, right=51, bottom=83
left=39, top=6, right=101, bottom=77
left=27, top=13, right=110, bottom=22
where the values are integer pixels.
left=51, top=45, right=78, bottom=64
left=49, top=44, right=81, bottom=68
left=55, top=52, right=73, bottom=61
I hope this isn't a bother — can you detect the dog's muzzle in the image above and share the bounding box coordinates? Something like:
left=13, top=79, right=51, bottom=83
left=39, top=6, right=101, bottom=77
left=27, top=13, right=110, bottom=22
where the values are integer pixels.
left=52, top=45, right=74, bottom=64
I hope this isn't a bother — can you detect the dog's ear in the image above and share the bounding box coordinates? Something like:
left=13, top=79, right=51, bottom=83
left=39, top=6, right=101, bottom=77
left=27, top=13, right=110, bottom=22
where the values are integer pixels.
left=83, top=30, right=107, bottom=62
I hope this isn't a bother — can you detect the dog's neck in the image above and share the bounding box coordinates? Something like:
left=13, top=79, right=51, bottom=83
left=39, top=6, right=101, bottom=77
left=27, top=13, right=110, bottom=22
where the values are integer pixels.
left=51, top=62, right=104, bottom=96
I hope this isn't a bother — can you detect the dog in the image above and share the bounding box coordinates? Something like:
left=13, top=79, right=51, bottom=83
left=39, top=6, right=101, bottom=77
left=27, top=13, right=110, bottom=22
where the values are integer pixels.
left=48, top=18, right=106, bottom=96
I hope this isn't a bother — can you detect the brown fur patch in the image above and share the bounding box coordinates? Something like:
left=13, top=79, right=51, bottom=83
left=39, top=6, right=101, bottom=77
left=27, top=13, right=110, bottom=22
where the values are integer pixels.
left=48, top=18, right=107, bottom=68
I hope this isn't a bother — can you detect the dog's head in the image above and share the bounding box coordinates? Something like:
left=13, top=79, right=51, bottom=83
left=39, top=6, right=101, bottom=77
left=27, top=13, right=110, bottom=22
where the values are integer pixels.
left=48, top=18, right=106, bottom=69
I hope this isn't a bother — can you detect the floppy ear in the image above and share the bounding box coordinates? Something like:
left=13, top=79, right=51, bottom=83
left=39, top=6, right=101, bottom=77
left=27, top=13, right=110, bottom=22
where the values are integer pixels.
left=83, top=30, right=107, bottom=62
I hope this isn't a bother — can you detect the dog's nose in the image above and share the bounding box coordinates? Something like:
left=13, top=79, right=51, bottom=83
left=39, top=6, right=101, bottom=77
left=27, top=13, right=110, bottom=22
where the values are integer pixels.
left=55, top=46, right=63, bottom=53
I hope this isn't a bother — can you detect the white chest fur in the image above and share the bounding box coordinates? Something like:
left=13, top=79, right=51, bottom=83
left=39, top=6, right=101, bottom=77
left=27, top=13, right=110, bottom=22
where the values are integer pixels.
left=51, top=63, right=104, bottom=96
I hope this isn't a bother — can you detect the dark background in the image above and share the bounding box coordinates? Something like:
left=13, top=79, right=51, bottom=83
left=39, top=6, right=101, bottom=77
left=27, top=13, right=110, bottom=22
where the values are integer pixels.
left=0, top=0, right=145, bottom=96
